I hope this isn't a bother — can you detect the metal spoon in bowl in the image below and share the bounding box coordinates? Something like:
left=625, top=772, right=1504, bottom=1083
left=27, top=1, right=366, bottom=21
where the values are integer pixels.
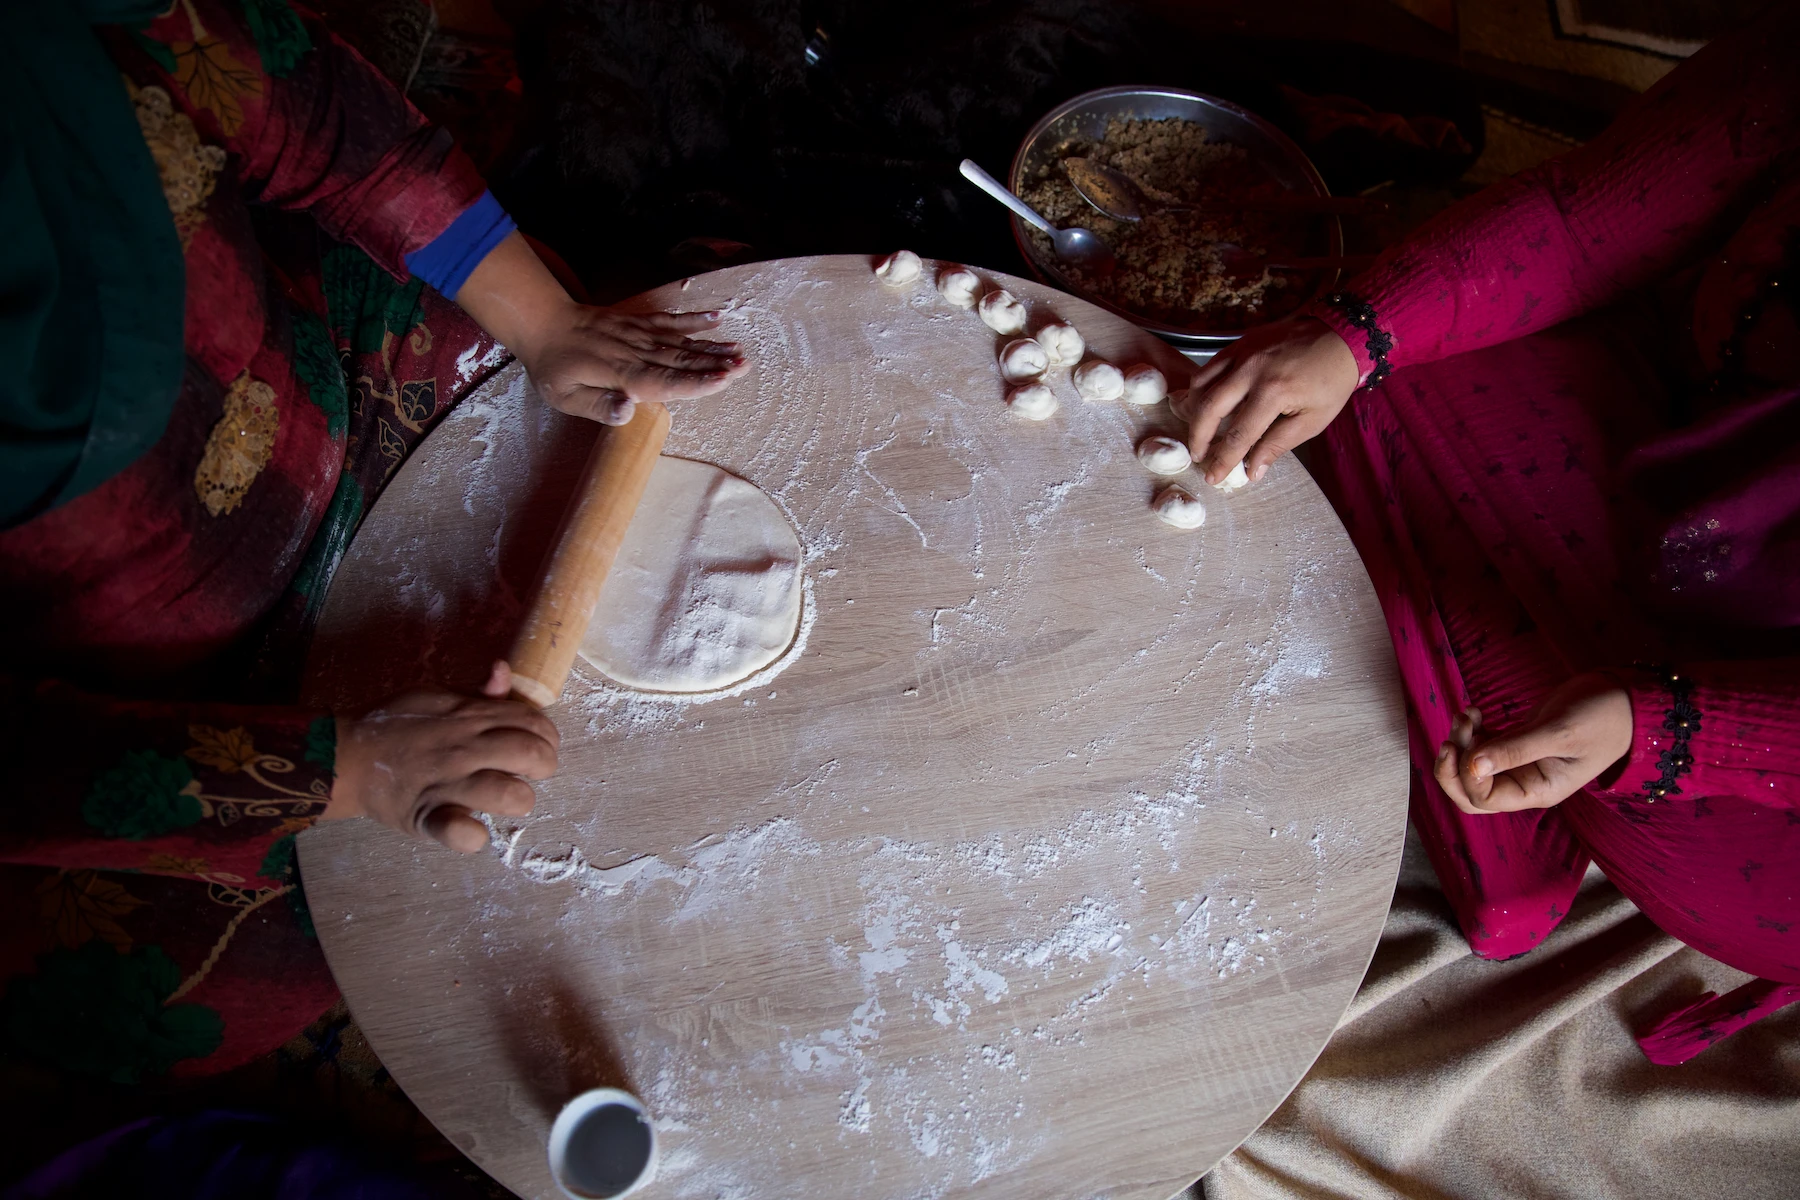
left=1062, top=156, right=1386, bottom=223
left=959, top=158, right=1116, bottom=276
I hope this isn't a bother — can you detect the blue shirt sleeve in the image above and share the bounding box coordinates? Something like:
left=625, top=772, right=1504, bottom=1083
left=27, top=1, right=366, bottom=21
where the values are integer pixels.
left=403, top=191, right=517, bottom=298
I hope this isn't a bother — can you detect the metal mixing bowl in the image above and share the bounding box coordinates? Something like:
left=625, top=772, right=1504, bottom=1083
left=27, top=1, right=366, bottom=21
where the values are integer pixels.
left=1008, top=86, right=1341, bottom=351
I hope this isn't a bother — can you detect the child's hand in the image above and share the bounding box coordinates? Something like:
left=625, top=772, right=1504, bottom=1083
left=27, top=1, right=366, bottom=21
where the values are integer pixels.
left=1434, top=673, right=1633, bottom=814
left=1181, top=316, right=1359, bottom=484
left=325, top=662, right=559, bottom=852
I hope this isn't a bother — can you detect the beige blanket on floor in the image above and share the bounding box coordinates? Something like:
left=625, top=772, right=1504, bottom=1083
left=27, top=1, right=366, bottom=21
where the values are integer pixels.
left=1195, top=826, right=1800, bottom=1200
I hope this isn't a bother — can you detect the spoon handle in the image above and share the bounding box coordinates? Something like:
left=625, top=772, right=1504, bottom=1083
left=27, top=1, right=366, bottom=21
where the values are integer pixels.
left=959, top=159, right=1057, bottom=236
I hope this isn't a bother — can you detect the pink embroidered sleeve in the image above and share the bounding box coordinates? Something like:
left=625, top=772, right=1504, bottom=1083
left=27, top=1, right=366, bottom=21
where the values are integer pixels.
left=1592, top=663, right=1800, bottom=810
left=1307, top=5, right=1800, bottom=384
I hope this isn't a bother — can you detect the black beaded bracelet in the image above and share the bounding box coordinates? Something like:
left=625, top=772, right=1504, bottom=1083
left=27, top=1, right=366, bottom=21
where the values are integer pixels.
left=1322, top=291, right=1395, bottom=387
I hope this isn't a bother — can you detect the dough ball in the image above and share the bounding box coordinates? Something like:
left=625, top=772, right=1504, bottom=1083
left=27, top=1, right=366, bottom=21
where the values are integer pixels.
left=1073, top=359, right=1125, bottom=402
left=1007, top=382, right=1059, bottom=420
left=1121, top=364, right=1168, bottom=406
left=1152, top=484, right=1207, bottom=529
left=999, top=338, right=1049, bottom=382
left=978, top=289, right=1028, bottom=335
left=875, top=249, right=922, bottom=286
left=581, top=457, right=804, bottom=693
left=937, top=266, right=981, bottom=308
left=1167, top=387, right=1197, bottom=423
left=1035, top=322, right=1085, bottom=365
left=1135, top=435, right=1191, bottom=475
left=1214, top=460, right=1250, bottom=491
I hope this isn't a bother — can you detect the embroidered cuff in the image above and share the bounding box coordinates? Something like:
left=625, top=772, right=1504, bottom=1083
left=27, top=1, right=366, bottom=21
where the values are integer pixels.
left=1592, top=666, right=1699, bottom=805
left=1308, top=291, right=1394, bottom=388
left=403, top=190, right=517, bottom=299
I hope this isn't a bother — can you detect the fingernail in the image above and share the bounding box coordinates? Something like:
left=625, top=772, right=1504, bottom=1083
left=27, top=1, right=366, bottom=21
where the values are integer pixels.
left=1471, top=756, right=1491, bottom=779
left=1252, top=462, right=1268, bottom=481
left=704, top=310, right=722, bottom=320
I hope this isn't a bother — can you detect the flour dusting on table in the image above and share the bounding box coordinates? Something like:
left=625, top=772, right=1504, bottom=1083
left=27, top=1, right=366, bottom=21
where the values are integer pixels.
left=325, top=257, right=1398, bottom=1200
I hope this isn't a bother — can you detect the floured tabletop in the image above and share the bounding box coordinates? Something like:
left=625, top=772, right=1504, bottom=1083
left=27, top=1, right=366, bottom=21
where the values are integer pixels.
left=298, top=255, right=1407, bottom=1200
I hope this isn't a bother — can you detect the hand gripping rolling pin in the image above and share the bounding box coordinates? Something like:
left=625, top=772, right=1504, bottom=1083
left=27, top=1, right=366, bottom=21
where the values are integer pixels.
left=507, top=401, right=672, bottom=708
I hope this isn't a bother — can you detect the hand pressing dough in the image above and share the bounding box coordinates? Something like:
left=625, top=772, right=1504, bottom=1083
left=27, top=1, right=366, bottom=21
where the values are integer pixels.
left=1073, top=359, right=1125, bottom=402
left=580, top=457, right=804, bottom=693
left=1035, top=322, right=1084, bottom=365
left=1136, top=435, right=1191, bottom=475
left=978, top=289, right=1028, bottom=335
left=1121, top=364, right=1167, bottom=406
left=1152, top=484, right=1206, bottom=529
left=937, top=266, right=980, bottom=308
left=1214, top=461, right=1251, bottom=491
left=999, top=338, right=1049, bottom=382
left=1007, top=382, right=1059, bottom=420
left=875, top=249, right=922, bottom=285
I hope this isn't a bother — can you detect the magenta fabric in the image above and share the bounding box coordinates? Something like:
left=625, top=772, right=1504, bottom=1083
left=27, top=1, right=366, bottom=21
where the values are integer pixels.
left=1636, top=980, right=1800, bottom=1067
left=1300, top=4, right=1800, bottom=1058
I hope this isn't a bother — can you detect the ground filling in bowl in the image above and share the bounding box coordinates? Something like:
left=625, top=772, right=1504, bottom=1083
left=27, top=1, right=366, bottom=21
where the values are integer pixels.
left=1019, top=116, right=1314, bottom=331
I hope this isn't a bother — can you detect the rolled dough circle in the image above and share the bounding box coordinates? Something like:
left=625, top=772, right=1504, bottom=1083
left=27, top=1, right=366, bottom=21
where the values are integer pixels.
left=579, top=457, right=804, bottom=694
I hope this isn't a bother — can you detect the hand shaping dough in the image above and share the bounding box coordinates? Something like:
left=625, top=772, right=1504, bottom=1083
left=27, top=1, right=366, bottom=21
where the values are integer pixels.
left=875, top=249, right=922, bottom=285
left=580, top=457, right=804, bottom=693
left=1035, top=322, right=1084, bottom=365
left=999, top=337, right=1049, bottom=382
left=1135, top=435, right=1191, bottom=475
left=1152, top=484, right=1206, bottom=529
left=1120, top=364, right=1167, bottom=406
left=1073, top=359, right=1125, bottom=402
left=978, top=288, right=1028, bottom=335
left=1007, top=382, right=1059, bottom=420
left=937, top=266, right=980, bottom=308
left=1214, top=461, right=1250, bottom=491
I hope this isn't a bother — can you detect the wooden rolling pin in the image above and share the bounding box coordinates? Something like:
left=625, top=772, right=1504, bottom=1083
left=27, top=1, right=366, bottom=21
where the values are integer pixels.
left=507, top=402, right=671, bottom=708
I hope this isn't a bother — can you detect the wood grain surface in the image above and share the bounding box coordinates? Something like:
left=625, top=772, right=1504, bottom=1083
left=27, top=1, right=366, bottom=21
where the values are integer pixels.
left=298, top=255, right=1408, bottom=1200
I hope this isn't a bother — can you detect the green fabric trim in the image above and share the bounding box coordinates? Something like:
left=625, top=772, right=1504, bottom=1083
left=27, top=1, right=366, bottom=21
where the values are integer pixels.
left=290, top=309, right=348, bottom=437
left=303, top=714, right=336, bottom=772
left=243, top=0, right=311, bottom=77
left=322, top=244, right=425, bottom=355
left=81, top=750, right=201, bottom=840
left=258, top=833, right=316, bottom=939
left=289, top=471, right=363, bottom=605
left=128, top=28, right=176, bottom=73
left=2, top=941, right=223, bottom=1083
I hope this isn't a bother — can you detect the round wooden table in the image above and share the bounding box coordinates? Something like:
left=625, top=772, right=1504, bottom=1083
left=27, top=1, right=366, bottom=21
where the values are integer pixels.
left=298, top=256, right=1407, bottom=1200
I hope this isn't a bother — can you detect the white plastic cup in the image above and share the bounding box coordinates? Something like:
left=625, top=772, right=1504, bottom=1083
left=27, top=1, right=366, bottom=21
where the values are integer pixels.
left=547, top=1088, right=657, bottom=1199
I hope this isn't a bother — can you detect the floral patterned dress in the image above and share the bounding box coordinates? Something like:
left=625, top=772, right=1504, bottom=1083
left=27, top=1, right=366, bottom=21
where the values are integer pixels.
left=0, top=0, right=507, bottom=1081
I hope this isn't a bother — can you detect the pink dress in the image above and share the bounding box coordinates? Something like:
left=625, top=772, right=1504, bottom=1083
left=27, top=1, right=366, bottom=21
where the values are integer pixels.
left=1305, top=6, right=1800, bottom=1063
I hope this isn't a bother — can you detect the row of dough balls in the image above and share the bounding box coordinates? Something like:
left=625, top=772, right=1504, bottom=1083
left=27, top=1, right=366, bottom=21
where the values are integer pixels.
left=875, top=250, right=1246, bottom=528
